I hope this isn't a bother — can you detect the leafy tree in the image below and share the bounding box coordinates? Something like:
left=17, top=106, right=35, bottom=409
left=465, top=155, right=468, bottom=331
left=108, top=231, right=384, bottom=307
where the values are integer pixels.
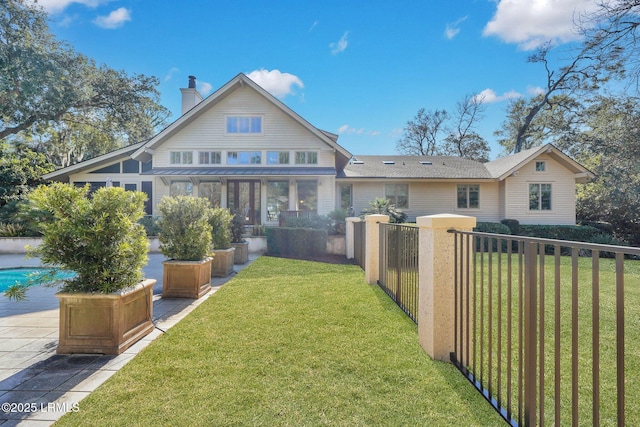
left=0, top=142, right=54, bottom=207
left=0, top=0, right=169, bottom=163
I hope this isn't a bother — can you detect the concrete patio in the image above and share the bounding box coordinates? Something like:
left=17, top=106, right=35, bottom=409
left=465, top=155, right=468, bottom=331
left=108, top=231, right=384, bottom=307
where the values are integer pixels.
left=0, top=253, right=257, bottom=426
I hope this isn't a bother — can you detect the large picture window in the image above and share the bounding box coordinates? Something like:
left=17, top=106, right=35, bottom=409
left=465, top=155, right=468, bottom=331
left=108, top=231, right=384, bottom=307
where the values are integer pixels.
left=266, top=181, right=289, bottom=221
left=297, top=181, right=317, bottom=212
left=529, top=183, right=552, bottom=210
left=384, top=184, right=408, bottom=209
left=199, top=182, right=221, bottom=207
left=457, top=184, right=480, bottom=209
left=170, top=181, right=193, bottom=196
left=226, top=116, right=262, bottom=134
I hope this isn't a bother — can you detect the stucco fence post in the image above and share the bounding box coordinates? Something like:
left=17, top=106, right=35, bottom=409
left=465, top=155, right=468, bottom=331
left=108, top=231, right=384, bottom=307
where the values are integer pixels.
left=416, top=214, right=476, bottom=362
left=363, top=214, right=389, bottom=285
left=345, top=217, right=361, bottom=260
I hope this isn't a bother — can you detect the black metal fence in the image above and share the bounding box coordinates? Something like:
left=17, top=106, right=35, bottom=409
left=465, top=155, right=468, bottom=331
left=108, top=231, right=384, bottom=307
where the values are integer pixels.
left=353, top=220, right=366, bottom=269
left=449, top=230, right=640, bottom=426
left=378, top=223, right=419, bottom=323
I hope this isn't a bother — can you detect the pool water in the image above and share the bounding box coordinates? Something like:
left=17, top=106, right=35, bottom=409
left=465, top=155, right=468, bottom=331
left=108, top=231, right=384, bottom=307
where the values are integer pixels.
left=0, top=268, right=75, bottom=293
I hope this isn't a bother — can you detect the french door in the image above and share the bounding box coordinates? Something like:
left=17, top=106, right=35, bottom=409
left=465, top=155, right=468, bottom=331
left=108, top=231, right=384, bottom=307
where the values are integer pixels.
left=227, top=180, right=261, bottom=225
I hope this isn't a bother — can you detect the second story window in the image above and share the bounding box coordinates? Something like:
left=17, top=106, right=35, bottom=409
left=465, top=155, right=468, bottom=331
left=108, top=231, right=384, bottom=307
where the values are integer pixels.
left=535, top=161, right=546, bottom=172
left=267, top=151, right=290, bottom=165
left=227, top=151, right=262, bottom=165
left=226, top=116, right=262, bottom=134
left=170, top=151, right=193, bottom=165
left=295, top=151, right=318, bottom=165
left=199, top=151, right=221, bottom=165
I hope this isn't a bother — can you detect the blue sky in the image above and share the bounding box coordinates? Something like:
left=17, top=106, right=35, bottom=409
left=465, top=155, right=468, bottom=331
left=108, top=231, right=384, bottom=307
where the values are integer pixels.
left=36, top=0, right=599, bottom=159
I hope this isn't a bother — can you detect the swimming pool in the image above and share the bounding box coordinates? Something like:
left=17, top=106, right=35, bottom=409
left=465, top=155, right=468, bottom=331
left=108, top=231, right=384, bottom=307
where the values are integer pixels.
left=0, top=267, right=75, bottom=293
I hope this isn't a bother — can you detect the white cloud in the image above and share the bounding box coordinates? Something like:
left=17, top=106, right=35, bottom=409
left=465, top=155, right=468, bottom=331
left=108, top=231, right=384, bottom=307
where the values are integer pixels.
left=338, top=125, right=380, bottom=136
left=474, top=88, right=522, bottom=104
left=246, top=69, right=304, bottom=98
left=199, top=82, right=214, bottom=96
left=330, top=32, right=349, bottom=54
left=309, top=20, right=319, bottom=32
left=33, top=0, right=110, bottom=14
left=93, top=7, right=131, bottom=29
left=445, top=16, right=468, bottom=40
left=527, top=85, right=546, bottom=95
left=483, top=0, right=599, bottom=50
left=164, top=67, right=180, bottom=82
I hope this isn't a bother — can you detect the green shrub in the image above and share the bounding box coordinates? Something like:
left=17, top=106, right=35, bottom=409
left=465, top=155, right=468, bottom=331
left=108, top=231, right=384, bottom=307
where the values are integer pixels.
left=0, top=222, right=27, bottom=237
left=361, top=197, right=407, bottom=223
left=284, top=214, right=331, bottom=230
left=473, top=222, right=511, bottom=252
left=157, top=196, right=213, bottom=261
left=210, top=207, right=233, bottom=249
left=231, top=212, right=246, bottom=243
left=138, top=216, right=160, bottom=236
left=328, top=208, right=347, bottom=235
left=266, top=227, right=327, bottom=257
left=26, top=183, right=148, bottom=295
left=517, top=224, right=600, bottom=242
left=500, top=218, right=520, bottom=235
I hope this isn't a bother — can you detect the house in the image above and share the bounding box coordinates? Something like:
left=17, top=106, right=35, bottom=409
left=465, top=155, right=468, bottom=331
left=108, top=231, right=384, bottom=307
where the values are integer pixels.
left=43, top=73, right=594, bottom=225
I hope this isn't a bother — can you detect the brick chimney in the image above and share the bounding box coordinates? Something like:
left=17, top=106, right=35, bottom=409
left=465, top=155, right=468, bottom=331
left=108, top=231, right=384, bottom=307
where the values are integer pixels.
left=180, top=75, right=203, bottom=114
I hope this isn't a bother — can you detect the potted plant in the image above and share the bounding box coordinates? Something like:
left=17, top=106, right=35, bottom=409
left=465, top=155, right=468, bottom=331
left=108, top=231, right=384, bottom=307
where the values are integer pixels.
left=5, top=183, right=155, bottom=355
left=157, top=195, right=214, bottom=298
left=209, top=207, right=235, bottom=277
left=230, top=211, right=249, bottom=264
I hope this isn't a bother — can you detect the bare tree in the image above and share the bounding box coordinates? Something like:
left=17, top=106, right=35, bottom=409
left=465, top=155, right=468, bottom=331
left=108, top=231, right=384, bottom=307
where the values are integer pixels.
left=396, top=108, right=448, bottom=156
left=442, top=93, right=490, bottom=161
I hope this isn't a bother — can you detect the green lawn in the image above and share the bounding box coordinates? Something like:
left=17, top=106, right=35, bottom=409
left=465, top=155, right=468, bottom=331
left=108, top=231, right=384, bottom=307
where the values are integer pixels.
left=468, top=252, right=640, bottom=426
left=56, top=256, right=503, bottom=426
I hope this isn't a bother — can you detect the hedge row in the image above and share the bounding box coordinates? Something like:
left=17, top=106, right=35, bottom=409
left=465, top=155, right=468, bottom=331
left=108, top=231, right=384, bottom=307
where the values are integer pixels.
left=265, top=227, right=327, bottom=257
left=474, top=220, right=601, bottom=243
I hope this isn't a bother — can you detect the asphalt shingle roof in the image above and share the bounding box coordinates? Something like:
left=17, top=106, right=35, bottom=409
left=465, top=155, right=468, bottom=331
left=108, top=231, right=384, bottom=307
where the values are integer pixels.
left=339, top=155, right=493, bottom=179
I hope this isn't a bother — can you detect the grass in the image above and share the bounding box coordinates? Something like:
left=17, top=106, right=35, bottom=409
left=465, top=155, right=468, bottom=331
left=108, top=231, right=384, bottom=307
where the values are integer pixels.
left=466, top=251, right=640, bottom=426
left=56, top=256, right=503, bottom=426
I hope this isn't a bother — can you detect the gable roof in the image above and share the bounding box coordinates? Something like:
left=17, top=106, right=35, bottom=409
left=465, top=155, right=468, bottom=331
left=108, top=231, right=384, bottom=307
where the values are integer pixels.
left=131, top=73, right=352, bottom=164
left=484, top=143, right=595, bottom=182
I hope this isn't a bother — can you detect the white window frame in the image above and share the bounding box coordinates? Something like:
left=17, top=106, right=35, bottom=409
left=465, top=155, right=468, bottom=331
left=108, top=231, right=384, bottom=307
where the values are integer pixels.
left=225, top=115, right=263, bottom=134
left=529, top=183, right=552, bottom=211
left=267, top=151, right=290, bottom=165
left=169, top=151, right=193, bottom=165
left=535, top=161, right=546, bottom=172
left=295, top=151, right=318, bottom=165
left=384, top=183, right=409, bottom=209
left=227, top=151, right=261, bottom=165
left=457, top=184, right=480, bottom=209
left=199, top=151, right=221, bottom=165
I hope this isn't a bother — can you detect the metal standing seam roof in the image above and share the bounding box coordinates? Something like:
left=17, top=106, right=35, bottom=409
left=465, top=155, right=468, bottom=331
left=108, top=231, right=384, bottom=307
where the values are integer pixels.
left=142, top=167, right=337, bottom=176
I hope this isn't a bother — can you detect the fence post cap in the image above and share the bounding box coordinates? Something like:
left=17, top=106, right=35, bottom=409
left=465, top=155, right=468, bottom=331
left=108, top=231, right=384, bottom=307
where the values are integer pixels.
left=346, top=217, right=362, bottom=223
left=364, top=214, right=390, bottom=223
left=416, top=214, right=476, bottom=229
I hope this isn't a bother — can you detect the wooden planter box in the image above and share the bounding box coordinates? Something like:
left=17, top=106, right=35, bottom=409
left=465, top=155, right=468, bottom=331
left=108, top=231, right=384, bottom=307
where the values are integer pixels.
left=231, top=242, right=249, bottom=264
left=56, top=279, right=156, bottom=355
left=211, top=248, right=235, bottom=277
left=162, top=257, right=212, bottom=299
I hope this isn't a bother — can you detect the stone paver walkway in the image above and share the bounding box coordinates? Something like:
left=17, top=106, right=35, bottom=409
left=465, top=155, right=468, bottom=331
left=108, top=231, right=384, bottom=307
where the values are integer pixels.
left=0, top=253, right=256, bottom=426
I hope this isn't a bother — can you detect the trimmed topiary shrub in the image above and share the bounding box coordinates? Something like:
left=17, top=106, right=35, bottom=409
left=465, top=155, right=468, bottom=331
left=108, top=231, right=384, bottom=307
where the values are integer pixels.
left=157, top=195, right=213, bottom=261
left=25, top=183, right=148, bottom=294
left=266, top=227, right=327, bottom=257
left=473, top=222, right=511, bottom=252
left=210, top=207, right=233, bottom=249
